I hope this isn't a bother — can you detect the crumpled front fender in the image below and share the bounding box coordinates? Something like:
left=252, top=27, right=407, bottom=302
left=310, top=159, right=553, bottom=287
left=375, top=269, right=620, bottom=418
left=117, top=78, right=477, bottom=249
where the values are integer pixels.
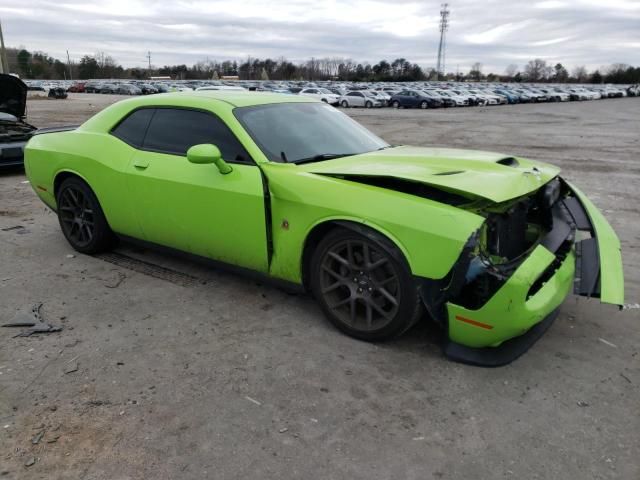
left=565, top=181, right=624, bottom=306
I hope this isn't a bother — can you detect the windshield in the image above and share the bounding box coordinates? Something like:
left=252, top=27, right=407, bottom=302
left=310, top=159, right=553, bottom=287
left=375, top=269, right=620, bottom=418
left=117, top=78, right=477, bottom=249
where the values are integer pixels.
left=234, top=102, right=389, bottom=163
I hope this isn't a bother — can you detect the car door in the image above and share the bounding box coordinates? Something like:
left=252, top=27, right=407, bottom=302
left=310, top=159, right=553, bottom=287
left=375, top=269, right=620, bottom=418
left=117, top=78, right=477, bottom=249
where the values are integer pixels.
left=405, top=91, right=419, bottom=107
left=125, top=107, right=269, bottom=272
left=350, top=92, right=365, bottom=107
left=303, top=89, right=318, bottom=100
left=395, top=91, right=408, bottom=106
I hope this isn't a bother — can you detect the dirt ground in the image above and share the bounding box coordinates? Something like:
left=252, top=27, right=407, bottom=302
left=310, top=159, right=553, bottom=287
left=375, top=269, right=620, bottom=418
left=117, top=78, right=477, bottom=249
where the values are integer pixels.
left=1, top=94, right=638, bottom=479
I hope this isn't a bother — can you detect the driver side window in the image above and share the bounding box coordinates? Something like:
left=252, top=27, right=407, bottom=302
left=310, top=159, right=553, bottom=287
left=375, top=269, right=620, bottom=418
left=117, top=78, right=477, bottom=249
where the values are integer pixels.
left=142, top=108, right=252, bottom=163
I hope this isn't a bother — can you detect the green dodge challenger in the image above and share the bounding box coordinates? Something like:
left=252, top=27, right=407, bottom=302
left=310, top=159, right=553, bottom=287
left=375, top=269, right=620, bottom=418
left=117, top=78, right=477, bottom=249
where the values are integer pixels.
left=24, top=92, right=624, bottom=365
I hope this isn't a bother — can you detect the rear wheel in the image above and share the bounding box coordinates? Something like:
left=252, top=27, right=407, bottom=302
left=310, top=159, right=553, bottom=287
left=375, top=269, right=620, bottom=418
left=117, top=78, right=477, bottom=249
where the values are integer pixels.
left=56, top=177, right=116, bottom=254
left=420, top=101, right=428, bottom=109
left=391, top=100, right=400, bottom=108
left=310, top=227, right=423, bottom=341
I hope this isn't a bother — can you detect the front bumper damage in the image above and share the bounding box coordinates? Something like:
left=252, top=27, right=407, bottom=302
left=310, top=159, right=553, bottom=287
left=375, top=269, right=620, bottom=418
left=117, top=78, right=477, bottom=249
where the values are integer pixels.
left=419, top=179, right=624, bottom=366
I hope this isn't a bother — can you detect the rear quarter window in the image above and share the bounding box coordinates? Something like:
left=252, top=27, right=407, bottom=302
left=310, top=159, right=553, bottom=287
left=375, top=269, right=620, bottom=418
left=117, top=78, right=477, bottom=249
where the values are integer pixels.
left=111, top=108, right=155, bottom=148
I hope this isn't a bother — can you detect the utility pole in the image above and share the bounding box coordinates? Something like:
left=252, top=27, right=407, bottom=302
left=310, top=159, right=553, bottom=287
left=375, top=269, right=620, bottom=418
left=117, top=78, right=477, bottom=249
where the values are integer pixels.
left=146, top=51, right=151, bottom=71
left=436, top=3, right=450, bottom=81
left=66, top=50, right=72, bottom=80
left=0, top=19, right=9, bottom=74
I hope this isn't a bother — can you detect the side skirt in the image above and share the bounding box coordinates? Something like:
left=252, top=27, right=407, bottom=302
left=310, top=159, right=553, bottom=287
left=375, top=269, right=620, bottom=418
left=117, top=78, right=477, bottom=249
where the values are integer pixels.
left=113, top=234, right=305, bottom=295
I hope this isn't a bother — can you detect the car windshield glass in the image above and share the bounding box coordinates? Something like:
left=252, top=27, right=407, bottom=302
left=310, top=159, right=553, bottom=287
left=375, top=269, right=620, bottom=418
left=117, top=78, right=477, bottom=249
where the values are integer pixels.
left=234, top=102, right=389, bottom=164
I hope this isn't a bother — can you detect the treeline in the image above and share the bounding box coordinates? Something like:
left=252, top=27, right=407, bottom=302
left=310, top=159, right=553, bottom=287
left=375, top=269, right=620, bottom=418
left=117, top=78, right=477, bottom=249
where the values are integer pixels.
left=5, top=47, right=640, bottom=84
left=492, top=59, right=640, bottom=84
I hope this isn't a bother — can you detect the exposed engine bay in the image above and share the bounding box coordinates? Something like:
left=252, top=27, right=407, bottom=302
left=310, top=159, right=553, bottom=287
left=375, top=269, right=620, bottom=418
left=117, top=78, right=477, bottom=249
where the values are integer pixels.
left=421, top=177, right=583, bottom=318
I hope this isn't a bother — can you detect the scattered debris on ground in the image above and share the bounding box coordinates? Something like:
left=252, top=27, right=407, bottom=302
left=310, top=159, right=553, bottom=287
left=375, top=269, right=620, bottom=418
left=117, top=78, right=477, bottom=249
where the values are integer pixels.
left=598, top=338, right=618, bottom=348
left=31, top=430, right=45, bottom=445
left=104, top=271, right=127, bottom=289
left=1, top=303, right=63, bottom=337
left=63, top=356, right=79, bottom=374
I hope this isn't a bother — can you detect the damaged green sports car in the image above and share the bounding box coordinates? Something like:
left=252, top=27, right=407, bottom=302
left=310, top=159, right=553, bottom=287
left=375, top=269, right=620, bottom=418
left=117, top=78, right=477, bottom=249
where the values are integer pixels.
left=24, top=92, right=624, bottom=365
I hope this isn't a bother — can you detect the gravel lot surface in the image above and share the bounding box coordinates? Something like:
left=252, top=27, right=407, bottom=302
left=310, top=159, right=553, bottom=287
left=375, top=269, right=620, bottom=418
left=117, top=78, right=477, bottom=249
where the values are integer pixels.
left=1, top=94, right=638, bottom=479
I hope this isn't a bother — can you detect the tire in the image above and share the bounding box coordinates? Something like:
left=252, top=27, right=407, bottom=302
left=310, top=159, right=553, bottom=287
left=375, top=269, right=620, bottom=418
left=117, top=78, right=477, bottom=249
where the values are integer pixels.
left=321, top=98, right=328, bottom=103
left=56, top=177, right=116, bottom=254
left=365, top=101, right=373, bottom=108
left=420, top=101, right=428, bottom=109
left=341, top=100, right=349, bottom=108
left=391, top=100, right=400, bottom=108
left=310, top=227, right=423, bottom=342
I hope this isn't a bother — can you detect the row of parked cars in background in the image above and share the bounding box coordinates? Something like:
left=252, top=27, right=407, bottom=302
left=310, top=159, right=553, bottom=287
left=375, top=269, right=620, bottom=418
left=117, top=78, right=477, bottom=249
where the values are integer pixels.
left=24, top=79, right=639, bottom=109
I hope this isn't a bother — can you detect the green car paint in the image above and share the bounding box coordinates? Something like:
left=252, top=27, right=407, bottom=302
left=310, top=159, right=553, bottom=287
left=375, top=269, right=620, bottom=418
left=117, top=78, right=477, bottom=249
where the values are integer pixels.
left=567, top=182, right=624, bottom=306
left=447, top=247, right=575, bottom=348
left=298, top=146, right=560, bottom=203
left=24, top=91, right=625, bottom=354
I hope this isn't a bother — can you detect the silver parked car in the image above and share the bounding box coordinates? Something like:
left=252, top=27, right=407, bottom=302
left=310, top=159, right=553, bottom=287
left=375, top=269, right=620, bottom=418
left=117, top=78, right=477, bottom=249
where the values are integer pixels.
left=338, top=91, right=383, bottom=108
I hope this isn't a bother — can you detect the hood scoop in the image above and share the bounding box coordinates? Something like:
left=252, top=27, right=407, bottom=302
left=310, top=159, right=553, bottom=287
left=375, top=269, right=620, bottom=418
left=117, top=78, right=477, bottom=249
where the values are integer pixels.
left=496, top=157, right=519, bottom=167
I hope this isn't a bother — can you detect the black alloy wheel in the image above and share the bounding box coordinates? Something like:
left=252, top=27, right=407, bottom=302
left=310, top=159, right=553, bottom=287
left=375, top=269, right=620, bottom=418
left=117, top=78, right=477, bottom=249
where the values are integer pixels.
left=56, top=177, right=115, bottom=254
left=310, top=228, right=423, bottom=341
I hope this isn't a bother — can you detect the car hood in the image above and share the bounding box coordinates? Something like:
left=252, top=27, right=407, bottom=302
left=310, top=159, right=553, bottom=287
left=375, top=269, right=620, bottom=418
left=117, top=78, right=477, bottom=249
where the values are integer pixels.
left=0, top=74, right=27, bottom=119
left=298, top=146, right=560, bottom=204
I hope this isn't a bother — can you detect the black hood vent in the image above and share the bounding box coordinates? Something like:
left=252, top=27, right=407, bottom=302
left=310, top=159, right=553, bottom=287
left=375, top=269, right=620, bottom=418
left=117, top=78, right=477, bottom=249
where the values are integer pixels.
left=496, top=157, right=519, bottom=167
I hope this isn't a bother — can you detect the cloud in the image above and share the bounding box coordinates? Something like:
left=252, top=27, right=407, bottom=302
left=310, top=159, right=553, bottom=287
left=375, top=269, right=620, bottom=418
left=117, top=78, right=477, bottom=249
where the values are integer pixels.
left=0, top=0, right=638, bottom=73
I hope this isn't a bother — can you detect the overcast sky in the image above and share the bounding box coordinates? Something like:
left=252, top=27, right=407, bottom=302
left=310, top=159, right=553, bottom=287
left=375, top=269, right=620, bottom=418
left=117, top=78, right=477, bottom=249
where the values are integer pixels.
left=1, top=0, right=639, bottom=73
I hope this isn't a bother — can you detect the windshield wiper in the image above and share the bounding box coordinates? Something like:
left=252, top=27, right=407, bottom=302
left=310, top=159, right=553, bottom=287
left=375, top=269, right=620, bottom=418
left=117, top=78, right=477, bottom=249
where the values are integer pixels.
left=293, top=153, right=357, bottom=164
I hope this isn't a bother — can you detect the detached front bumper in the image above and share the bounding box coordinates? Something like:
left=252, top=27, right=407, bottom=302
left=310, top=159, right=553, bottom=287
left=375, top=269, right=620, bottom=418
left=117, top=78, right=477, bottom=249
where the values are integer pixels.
left=437, top=181, right=624, bottom=366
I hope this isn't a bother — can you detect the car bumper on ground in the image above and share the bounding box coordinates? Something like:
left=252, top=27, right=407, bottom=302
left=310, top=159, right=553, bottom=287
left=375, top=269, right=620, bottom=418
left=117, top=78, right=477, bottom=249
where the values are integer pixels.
left=440, top=181, right=624, bottom=366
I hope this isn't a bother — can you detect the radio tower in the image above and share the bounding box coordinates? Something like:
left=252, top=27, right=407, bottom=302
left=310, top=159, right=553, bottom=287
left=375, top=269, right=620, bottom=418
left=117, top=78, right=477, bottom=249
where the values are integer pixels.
left=436, top=3, right=450, bottom=80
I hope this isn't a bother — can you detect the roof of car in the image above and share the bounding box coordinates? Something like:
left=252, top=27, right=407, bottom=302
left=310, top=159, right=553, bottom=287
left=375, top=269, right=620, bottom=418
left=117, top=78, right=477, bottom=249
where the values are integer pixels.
left=157, top=90, right=318, bottom=108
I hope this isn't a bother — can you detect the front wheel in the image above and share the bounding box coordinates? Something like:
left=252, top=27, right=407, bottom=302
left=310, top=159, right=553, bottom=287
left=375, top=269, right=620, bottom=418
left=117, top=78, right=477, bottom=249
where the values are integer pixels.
left=391, top=100, right=400, bottom=108
left=310, top=227, right=423, bottom=341
left=56, top=177, right=116, bottom=254
left=365, top=101, right=373, bottom=108
left=341, top=100, right=349, bottom=108
left=420, top=101, right=428, bottom=109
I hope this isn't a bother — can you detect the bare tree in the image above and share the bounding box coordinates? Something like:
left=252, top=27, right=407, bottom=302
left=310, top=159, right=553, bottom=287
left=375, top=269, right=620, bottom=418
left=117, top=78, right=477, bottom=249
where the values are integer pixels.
left=468, top=62, right=482, bottom=81
left=505, top=64, right=519, bottom=78
left=572, top=65, right=588, bottom=83
left=524, top=59, right=551, bottom=82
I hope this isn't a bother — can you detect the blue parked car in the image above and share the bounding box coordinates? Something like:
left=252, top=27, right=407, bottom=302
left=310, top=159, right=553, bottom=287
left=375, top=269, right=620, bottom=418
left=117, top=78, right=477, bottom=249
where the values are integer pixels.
left=389, top=90, right=443, bottom=109
left=493, top=89, right=520, bottom=104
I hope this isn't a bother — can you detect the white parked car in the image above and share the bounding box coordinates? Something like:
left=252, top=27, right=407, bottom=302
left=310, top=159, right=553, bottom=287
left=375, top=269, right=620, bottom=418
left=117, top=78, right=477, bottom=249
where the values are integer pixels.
left=168, top=85, right=194, bottom=92
left=338, top=91, right=383, bottom=108
left=540, top=88, right=570, bottom=102
left=436, top=90, right=469, bottom=106
left=365, top=90, right=390, bottom=105
left=298, top=88, right=340, bottom=105
left=568, top=88, right=596, bottom=101
left=196, top=85, right=247, bottom=91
